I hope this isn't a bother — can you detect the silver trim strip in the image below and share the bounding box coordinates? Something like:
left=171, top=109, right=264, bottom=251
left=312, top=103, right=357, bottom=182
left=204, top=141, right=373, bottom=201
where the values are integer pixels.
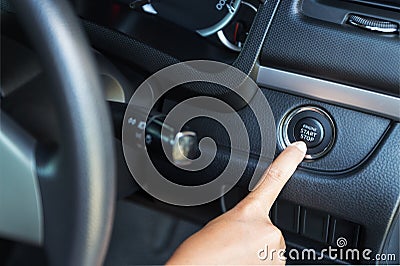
left=256, top=66, right=400, bottom=121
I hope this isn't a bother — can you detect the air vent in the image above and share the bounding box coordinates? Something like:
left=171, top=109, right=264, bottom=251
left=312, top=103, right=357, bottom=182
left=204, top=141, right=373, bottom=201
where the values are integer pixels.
left=347, top=14, right=399, bottom=33
left=302, top=0, right=400, bottom=29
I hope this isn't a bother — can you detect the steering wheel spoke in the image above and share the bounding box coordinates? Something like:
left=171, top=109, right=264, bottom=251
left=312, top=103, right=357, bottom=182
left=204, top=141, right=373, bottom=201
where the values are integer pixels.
left=0, top=111, right=43, bottom=245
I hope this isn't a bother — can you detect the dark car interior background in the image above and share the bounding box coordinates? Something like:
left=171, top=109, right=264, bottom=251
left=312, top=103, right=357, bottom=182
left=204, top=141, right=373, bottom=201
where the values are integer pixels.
left=1, top=0, right=399, bottom=264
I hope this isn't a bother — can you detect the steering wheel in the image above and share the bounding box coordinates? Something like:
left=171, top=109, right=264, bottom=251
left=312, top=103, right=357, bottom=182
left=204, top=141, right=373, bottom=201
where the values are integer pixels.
left=1, top=0, right=116, bottom=265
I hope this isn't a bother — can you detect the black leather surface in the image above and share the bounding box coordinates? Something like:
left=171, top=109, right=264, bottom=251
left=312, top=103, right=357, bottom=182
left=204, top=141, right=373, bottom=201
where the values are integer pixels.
left=260, top=0, right=400, bottom=97
left=9, top=0, right=116, bottom=265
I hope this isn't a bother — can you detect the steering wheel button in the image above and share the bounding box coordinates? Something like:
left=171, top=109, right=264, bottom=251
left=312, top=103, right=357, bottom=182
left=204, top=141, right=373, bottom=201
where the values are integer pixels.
left=293, top=117, right=324, bottom=148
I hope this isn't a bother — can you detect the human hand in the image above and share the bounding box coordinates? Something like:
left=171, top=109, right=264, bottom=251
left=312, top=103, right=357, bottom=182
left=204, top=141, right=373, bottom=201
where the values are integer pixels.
left=167, top=141, right=307, bottom=265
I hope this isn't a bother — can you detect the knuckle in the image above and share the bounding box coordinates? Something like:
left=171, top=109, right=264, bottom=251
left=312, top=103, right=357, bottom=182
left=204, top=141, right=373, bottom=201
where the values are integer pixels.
left=268, top=225, right=284, bottom=241
left=234, top=200, right=262, bottom=219
left=281, top=237, right=287, bottom=250
left=267, top=166, right=286, bottom=184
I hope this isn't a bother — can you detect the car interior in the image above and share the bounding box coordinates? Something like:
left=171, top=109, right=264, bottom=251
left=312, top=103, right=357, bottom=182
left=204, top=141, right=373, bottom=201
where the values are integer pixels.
left=0, top=0, right=399, bottom=265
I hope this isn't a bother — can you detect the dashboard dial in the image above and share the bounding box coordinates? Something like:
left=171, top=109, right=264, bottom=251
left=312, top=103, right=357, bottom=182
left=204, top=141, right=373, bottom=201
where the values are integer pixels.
left=146, top=0, right=242, bottom=37
left=217, top=1, right=257, bottom=52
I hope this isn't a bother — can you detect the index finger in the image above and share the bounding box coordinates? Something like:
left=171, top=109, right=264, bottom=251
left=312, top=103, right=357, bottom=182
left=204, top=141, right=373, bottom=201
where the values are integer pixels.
left=245, top=141, right=307, bottom=211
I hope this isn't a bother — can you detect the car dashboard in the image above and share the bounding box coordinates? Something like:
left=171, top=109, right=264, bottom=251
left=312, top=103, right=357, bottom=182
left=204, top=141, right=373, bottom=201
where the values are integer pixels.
left=1, top=0, right=399, bottom=264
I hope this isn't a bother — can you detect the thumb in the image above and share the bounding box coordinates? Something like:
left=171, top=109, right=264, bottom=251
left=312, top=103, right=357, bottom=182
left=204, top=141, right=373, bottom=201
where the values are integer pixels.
left=243, top=141, right=307, bottom=213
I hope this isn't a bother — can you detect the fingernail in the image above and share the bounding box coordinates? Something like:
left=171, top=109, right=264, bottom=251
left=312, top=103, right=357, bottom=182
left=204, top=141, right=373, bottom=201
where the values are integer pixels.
left=290, top=141, right=307, bottom=153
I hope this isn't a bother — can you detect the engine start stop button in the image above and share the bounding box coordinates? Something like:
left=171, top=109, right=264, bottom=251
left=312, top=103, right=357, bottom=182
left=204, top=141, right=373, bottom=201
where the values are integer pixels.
left=293, top=117, right=324, bottom=148
left=279, top=106, right=335, bottom=160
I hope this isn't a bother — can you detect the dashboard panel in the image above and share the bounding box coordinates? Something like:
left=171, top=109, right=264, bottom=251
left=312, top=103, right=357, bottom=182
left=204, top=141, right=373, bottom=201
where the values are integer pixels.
left=2, top=0, right=398, bottom=264
left=72, top=0, right=399, bottom=263
left=261, top=0, right=400, bottom=97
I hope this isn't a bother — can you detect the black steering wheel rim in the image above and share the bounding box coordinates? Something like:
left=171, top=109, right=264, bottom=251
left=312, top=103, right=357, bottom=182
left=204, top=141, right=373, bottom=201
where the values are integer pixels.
left=9, top=0, right=117, bottom=265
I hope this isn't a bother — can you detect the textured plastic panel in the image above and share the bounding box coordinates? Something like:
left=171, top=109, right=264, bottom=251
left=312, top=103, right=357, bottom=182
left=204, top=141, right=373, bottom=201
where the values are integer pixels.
left=260, top=0, right=400, bottom=97
left=163, top=88, right=390, bottom=172
left=278, top=123, right=400, bottom=262
left=262, top=89, right=390, bottom=171
left=180, top=120, right=399, bottom=262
